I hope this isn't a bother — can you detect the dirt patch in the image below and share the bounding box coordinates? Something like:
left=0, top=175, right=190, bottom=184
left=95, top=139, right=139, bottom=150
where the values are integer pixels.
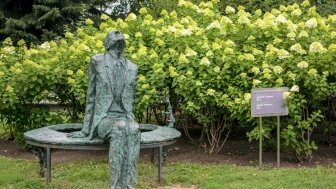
left=157, top=184, right=198, bottom=189
left=163, top=136, right=336, bottom=168
left=0, top=139, right=109, bottom=162
left=1, top=135, right=336, bottom=168
left=0, top=139, right=34, bottom=160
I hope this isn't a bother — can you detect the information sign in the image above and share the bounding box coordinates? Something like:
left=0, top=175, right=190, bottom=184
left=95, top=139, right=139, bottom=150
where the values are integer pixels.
left=251, top=87, right=289, bottom=117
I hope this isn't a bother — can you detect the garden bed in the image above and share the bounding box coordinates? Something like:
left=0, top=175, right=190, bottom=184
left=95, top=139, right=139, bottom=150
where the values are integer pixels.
left=2, top=134, right=336, bottom=167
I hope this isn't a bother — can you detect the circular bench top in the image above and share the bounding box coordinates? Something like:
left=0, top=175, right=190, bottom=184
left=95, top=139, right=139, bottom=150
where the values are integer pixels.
left=24, top=123, right=181, bottom=146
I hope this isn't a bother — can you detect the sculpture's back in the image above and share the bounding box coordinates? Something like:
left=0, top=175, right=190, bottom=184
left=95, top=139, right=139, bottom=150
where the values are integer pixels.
left=24, top=30, right=181, bottom=188
left=69, top=30, right=140, bottom=189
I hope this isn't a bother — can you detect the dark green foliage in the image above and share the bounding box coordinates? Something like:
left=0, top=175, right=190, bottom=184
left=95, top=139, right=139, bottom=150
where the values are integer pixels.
left=0, top=0, right=87, bottom=44
left=142, top=0, right=335, bottom=18
left=86, top=0, right=141, bottom=29
left=217, top=0, right=335, bottom=16
left=0, top=0, right=334, bottom=45
left=0, top=0, right=144, bottom=44
left=1, top=109, right=70, bottom=144
left=140, top=0, right=179, bottom=17
left=139, top=0, right=336, bottom=19
left=88, top=0, right=140, bottom=18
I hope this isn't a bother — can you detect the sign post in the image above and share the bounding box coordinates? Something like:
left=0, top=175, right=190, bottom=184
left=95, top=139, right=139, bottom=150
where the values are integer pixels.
left=259, top=117, right=262, bottom=167
left=277, top=116, right=280, bottom=168
left=251, top=87, right=288, bottom=168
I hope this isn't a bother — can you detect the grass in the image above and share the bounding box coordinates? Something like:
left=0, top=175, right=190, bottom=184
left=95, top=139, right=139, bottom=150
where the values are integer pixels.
left=1, top=155, right=336, bottom=189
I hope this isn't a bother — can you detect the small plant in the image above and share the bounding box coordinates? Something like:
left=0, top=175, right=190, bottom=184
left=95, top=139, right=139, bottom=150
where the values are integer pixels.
left=0, top=115, right=14, bottom=140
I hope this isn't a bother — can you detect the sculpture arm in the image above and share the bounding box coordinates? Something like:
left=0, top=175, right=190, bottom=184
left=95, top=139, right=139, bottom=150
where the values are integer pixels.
left=81, top=58, right=97, bottom=135
left=127, top=63, right=138, bottom=120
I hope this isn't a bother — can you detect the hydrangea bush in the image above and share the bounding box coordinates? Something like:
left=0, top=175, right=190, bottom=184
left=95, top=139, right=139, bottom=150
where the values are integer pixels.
left=0, top=0, right=335, bottom=160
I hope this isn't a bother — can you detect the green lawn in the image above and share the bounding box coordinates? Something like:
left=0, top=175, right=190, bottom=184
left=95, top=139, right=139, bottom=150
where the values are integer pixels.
left=1, top=155, right=336, bottom=189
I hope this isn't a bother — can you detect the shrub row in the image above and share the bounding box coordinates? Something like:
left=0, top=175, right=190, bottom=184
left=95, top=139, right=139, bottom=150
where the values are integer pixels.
left=0, top=0, right=335, bottom=160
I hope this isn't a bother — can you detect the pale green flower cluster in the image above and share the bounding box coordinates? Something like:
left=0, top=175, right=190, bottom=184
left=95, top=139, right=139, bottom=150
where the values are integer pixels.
left=252, top=79, right=261, bottom=87
left=290, top=85, right=300, bottom=92
left=290, top=43, right=306, bottom=54
left=251, top=67, right=260, bottom=74
left=309, top=42, right=324, bottom=53
left=195, top=81, right=202, bottom=86
left=66, top=70, right=73, bottom=75
left=206, top=20, right=221, bottom=30
left=6, top=85, right=14, bottom=93
left=40, top=42, right=50, bottom=50
left=277, top=49, right=290, bottom=59
left=308, top=68, right=318, bottom=76
left=85, top=18, right=94, bottom=25
left=328, top=44, right=336, bottom=52
left=185, top=47, right=197, bottom=57
left=273, top=66, right=283, bottom=74
left=179, top=54, right=189, bottom=63
left=283, top=92, right=291, bottom=99
left=276, top=15, right=288, bottom=24
left=238, top=53, right=254, bottom=61
left=225, top=6, right=235, bottom=14
left=3, top=47, right=15, bottom=54
left=200, top=57, right=211, bottom=66
left=297, top=61, right=309, bottom=68
left=213, top=66, right=220, bottom=73
left=238, top=15, right=251, bottom=25
left=298, top=31, right=309, bottom=38
left=206, top=88, right=216, bottom=96
left=305, top=18, right=317, bottom=28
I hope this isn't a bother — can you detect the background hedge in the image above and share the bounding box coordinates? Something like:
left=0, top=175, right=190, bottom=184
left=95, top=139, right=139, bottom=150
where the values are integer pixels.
left=0, top=0, right=335, bottom=161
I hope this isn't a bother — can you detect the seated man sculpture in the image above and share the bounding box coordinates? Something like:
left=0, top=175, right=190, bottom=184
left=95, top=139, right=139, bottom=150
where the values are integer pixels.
left=68, top=30, right=140, bottom=189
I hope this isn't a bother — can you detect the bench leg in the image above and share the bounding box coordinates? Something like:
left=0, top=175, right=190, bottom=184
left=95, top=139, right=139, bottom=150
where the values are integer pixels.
left=151, top=148, right=155, bottom=163
left=46, top=147, right=51, bottom=183
left=158, top=146, right=163, bottom=184
left=32, top=147, right=47, bottom=177
left=162, top=146, right=168, bottom=163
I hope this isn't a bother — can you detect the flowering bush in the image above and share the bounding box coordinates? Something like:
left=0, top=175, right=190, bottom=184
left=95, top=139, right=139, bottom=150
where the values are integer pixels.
left=0, top=0, right=335, bottom=159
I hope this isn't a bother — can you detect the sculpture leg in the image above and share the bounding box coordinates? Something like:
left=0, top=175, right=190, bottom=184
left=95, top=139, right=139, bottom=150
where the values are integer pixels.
left=98, top=117, right=124, bottom=189
left=99, top=117, right=140, bottom=189
left=125, top=121, right=140, bottom=189
left=108, top=129, right=126, bottom=189
left=31, top=147, right=46, bottom=177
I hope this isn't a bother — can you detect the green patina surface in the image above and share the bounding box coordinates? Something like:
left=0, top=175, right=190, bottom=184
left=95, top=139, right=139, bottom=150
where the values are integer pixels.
left=78, top=30, right=140, bottom=189
left=24, top=31, right=180, bottom=189
left=24, top=123, right=181, bottom=145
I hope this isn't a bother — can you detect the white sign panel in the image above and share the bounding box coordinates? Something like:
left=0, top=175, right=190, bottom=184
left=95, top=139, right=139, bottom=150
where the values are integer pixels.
left=251, top=87, right=289, bottom=117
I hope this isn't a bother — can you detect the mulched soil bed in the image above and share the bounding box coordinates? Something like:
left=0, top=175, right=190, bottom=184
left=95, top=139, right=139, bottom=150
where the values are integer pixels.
left=1, top=134, right=336, bottom=167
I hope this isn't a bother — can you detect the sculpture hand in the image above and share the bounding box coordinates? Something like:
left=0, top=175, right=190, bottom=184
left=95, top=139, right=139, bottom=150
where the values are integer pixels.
left=67, top=131, right=87, bottom=138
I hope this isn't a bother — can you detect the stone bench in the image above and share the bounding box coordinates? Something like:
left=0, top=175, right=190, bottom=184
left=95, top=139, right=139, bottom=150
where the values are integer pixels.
left=24, top=123, right=181, bottom=184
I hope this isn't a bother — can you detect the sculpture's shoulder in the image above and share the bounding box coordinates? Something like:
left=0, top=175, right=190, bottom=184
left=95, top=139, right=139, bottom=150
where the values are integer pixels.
left=90, top=54, right=105, bottom=64
left=126, top=59, right=138, bottom=71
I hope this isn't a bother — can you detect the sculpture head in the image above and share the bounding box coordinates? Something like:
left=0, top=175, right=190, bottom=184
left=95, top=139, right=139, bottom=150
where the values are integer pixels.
left=104, top=30, right=126, bottom=55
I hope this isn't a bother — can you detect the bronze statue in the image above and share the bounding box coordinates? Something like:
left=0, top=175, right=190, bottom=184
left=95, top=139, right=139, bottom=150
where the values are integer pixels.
left=69, top=30, right=140, bottom=189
